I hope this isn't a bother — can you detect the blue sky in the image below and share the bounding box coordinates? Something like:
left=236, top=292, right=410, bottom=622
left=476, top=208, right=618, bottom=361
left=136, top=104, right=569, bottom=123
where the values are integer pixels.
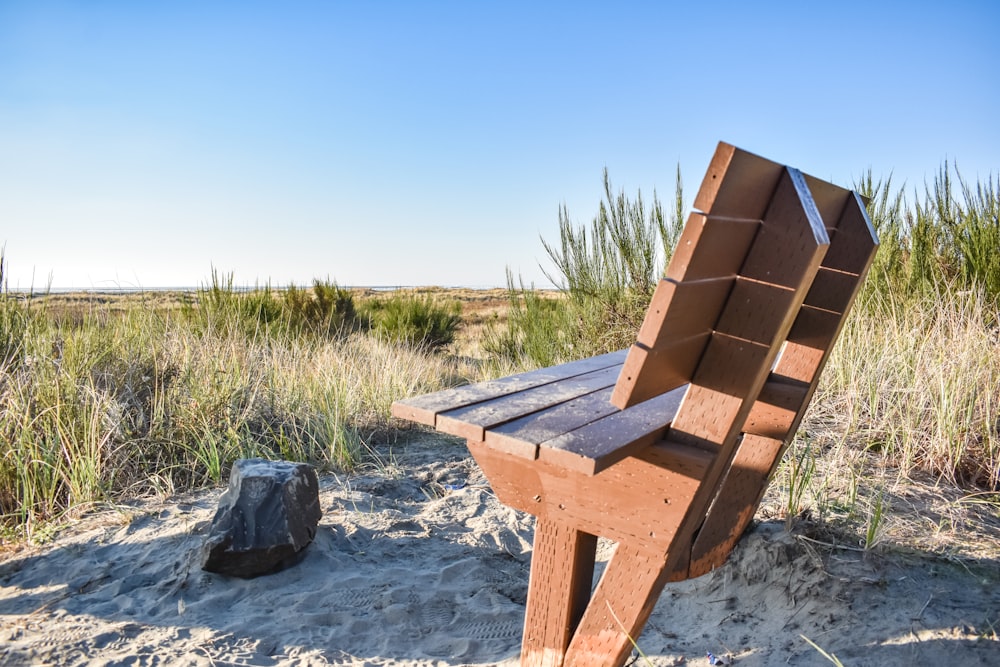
left=1, top=1, right=997, bottom=290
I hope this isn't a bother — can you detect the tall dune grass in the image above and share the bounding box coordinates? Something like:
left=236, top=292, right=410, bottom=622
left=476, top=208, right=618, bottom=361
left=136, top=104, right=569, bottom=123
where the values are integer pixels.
left=858, top=164, right=1000, bottom=302
left=0, top=276, right=470, bottom=539
left=811, top=286, right=999, bottom=489
left=484, top=168, right=685, bottom=366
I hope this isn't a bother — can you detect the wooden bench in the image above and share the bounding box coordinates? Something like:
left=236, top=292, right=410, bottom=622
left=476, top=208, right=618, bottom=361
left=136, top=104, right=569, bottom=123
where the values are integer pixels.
left=392, top=142, right=878, bottom=667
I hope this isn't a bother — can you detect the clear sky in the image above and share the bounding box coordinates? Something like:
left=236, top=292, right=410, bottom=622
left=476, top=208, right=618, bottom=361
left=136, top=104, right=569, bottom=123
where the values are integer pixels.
left=1, top=1, right=997, bottom=290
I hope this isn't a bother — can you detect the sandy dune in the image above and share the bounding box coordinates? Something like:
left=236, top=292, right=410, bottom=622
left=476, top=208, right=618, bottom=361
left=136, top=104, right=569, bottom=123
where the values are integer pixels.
left=2, top=436, right=997, bottom=666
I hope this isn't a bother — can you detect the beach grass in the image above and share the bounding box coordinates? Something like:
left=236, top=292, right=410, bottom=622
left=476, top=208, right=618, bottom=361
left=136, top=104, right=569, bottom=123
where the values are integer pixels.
left=0, top=275, right=479, bottom=540
left=2, top=162, right=998, bottom=559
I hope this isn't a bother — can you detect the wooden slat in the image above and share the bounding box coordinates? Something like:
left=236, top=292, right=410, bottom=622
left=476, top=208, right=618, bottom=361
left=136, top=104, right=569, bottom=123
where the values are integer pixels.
left=635, top=277, right=733, bottom=347
left=822, top=192, right=879, bottom=274
left=436, top=365, right=622, bottom=442
left=390, top=350, right=626, bottom=425
left=773, top=342, right=825, bottom=385
left=693, top=142, right=785, bottom=218
left=538, top=386, right=687, bottom=475
left=804, top=267, right=861, bottom=313
left=484, top=387, right=622, bottom=459
left=713, top=278, right=797, bottom=346
left=803, top=173, right=852, bottom=231
left=743, top=377, right=809, bottom=439
left=665, top=214, right=760, bottom=282
left=786, top=303, right=843, bottom=351
left=739, top=168, right=831, bottom=289
left=611, top=333, right=709, bottom=408
left=686, top=333, right=773, bottom=402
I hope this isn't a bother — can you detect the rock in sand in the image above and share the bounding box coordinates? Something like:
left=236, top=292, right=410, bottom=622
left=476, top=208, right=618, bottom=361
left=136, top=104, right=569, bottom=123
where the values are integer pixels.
left=201, top=458, right=321, bottom=578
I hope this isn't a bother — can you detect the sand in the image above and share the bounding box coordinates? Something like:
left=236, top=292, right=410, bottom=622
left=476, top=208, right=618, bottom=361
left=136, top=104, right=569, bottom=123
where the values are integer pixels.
left=2, top=435, right=997, bottom=666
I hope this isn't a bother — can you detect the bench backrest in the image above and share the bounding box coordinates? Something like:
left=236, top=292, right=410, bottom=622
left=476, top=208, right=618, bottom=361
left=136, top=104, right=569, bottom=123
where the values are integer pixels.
left=610, top=142, right=878, bottom=577
left=613, top=143, right=876, bottom=432
left=616, top=144, right=812, bottom=408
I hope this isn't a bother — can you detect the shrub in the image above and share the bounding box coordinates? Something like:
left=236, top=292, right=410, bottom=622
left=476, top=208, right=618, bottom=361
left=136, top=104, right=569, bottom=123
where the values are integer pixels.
left=185, top=270, right=358, bottom=341
left=487, top=167, right=684, bottom=368
left=854, top=164, right=1000, bottom=305
left=482, top=273, right=574, bottom=368
left=363, top=294, right=462, bottom=350
left=282, top=279, right=357, bottom=336
left=185, top=268, right=285, bottom=340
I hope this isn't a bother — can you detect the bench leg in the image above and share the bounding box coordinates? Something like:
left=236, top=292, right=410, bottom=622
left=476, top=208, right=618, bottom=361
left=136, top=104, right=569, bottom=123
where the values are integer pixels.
left=521, top=518, right=598, bottom=667
left=563, top=541, right=674, bottom=667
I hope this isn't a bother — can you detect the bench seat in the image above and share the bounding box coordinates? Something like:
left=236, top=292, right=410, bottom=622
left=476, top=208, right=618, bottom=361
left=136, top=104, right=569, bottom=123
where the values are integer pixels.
left=392, top=350, right=690, bottom=475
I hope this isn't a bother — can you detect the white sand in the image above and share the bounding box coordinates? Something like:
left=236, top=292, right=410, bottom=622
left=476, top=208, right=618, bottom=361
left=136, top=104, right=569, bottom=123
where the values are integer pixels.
left=2, top=436, right=997, bottom=666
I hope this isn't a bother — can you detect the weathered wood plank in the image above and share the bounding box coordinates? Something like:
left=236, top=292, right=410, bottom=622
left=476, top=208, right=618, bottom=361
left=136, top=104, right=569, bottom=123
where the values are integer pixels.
left=739, top=168, right=830, bottom=289
left=436, top=365, right=622, bottom=441
left=821, top=192, right=879, bottom=274
left=538, top=386, right=687, bottom=475
left=786, top=304, right=842, bottom=351
left=665, top=214, right=760, bottom=282
left=484, top=387, right=622, bottom=460
left=693, top=142, right=785, bottom=219
left=390, top=350, right=626, bottom=425
left=803, top=266, right=861, bottom=313
left=635, top=276, right=734, bottom=347
left=713, top=278, right=798, bottom=346
left=803, top=173, right=852, bottom=231
left=689, top=333, right=774, bottom=403
left=665, top=334, right=771, bottom=449
left=743, top=377, right=809, bottom=439
left=611, top=333, right=709, bottom=408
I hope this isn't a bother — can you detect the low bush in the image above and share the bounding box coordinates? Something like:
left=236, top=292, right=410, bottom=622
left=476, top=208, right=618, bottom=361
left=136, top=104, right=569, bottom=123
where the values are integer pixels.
left=282, top=279, right=357, bottom=336
left=486, top=167, right=684, bottom=369
left=857, top=164, right=1000, bottom=304
left=184, top=270, right=359, bottom=341
left=362, top=294, right=462, bottom=350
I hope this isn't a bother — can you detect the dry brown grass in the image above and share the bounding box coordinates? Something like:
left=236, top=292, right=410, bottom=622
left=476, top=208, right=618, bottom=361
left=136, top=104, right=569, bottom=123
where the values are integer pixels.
left=5, top=287, right=998, bottom=563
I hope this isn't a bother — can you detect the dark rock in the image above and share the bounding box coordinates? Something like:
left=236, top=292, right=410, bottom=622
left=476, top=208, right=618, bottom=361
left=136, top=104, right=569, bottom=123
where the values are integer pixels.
left=201, top=458, right=321, bottom=578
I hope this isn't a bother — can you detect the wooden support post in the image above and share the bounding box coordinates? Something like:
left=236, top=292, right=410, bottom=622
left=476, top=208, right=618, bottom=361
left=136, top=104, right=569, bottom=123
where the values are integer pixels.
left=562, top=541, right=674, bottom=667
left=521, top=519, right=598, bottom=667
left=686, top=433, right=785, bottom=577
